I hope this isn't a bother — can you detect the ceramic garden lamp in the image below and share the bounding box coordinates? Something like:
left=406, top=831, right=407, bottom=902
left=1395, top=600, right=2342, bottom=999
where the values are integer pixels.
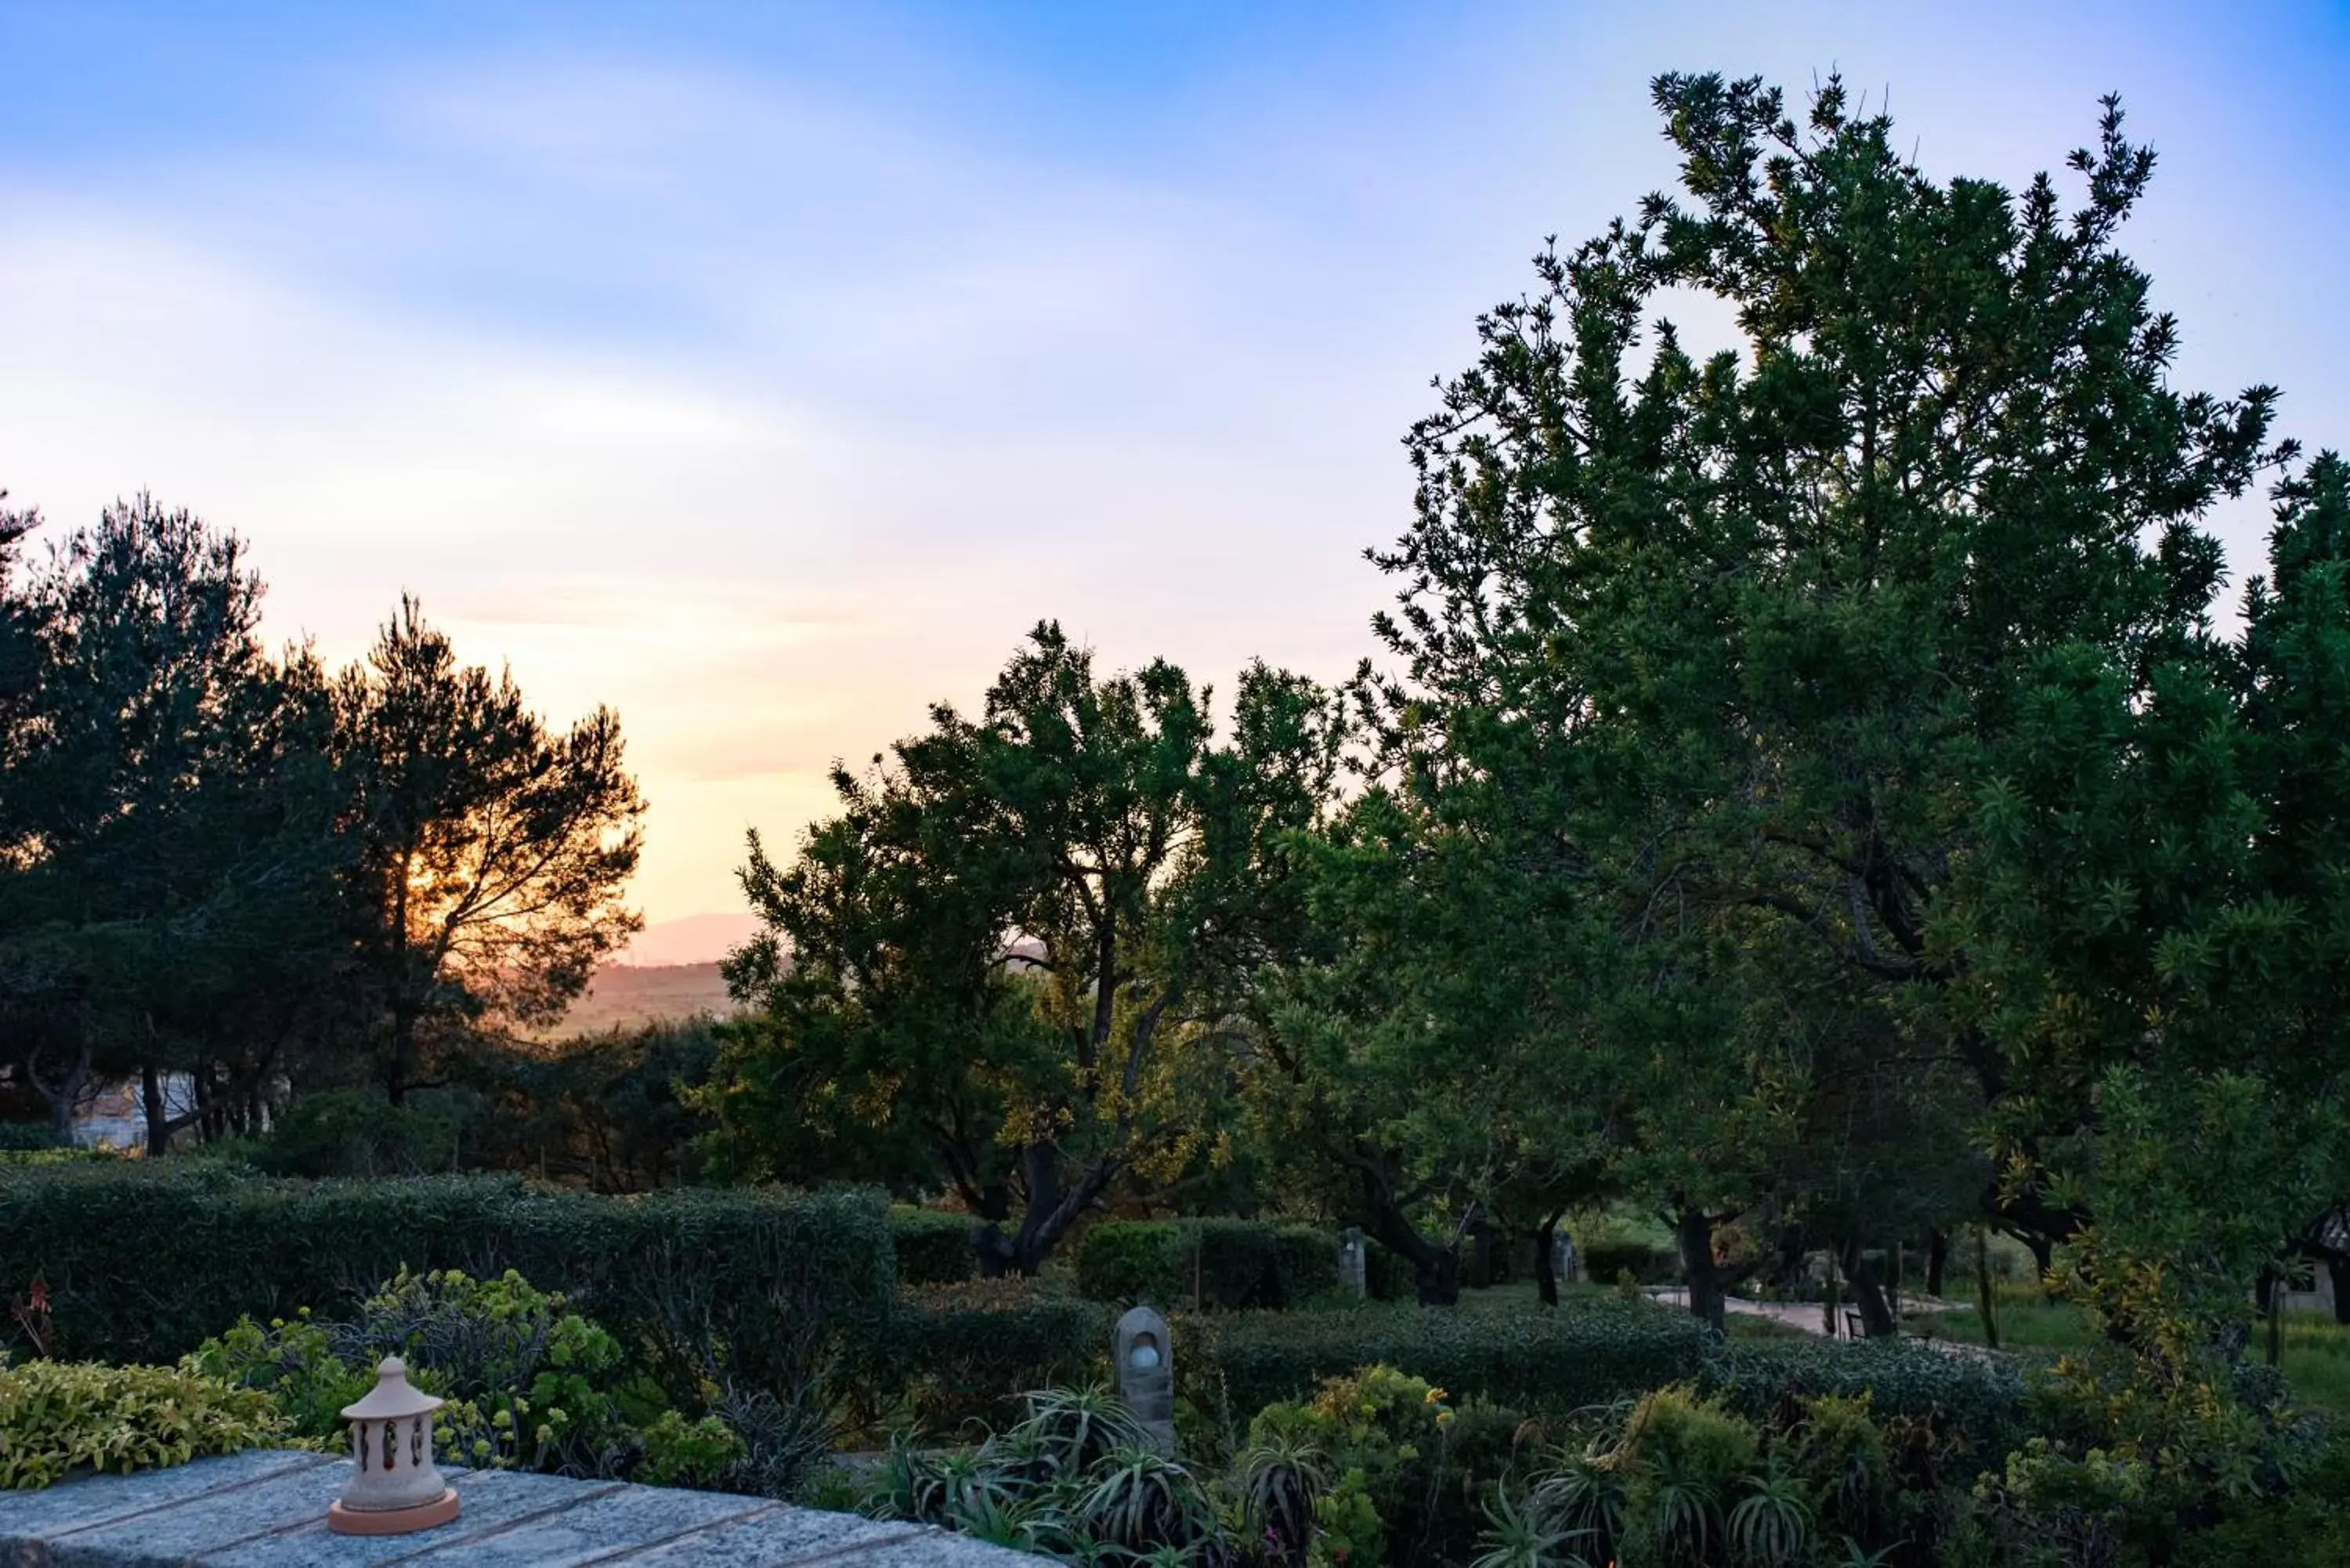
left=328, top=1357, right=461, bottom=1535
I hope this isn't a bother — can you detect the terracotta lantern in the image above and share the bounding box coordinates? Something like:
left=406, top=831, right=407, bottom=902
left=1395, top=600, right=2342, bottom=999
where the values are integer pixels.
left=328, top=1357, right=460, bottom=1535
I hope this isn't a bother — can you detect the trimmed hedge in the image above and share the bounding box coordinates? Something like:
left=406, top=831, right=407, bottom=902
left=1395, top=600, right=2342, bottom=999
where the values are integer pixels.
left=1195, top=1299, right=1712, bottom=1420
left=1076, top=1219, right=1339, bottom=1310
left=852, top=1279, right=1111, bottom=1433
left=1697, top=1336, right=2027, bottom=1460
left=0, top=1163, right=894, bottom=1407
left=889, top=1205, right=982, bottom=1285
left=1578, top=1239, right=1677, bottom=1285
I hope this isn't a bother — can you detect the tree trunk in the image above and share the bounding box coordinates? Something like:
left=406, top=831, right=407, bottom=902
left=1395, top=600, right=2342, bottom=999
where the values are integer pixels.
left=1357, top=1169, right=1461, bottom=1306
left=1925, top=1229, right=1949, bottom=1299
left=31, top=1042, right=92, bottom=1147
left=1535, top=1209, right=1564, bottom=1308
left=386, top=1010, right=417, bottom=1107
left=1976, top=1224, right=2001, bottom=1349
left=2329, top=1255, right=2350, bottom=1327
left=1838, top=1239, right=1897, bottom=1338
left=1676, top=1207, right=1727, bottom=1335
left=141, top=1065, right=171, bottom=1159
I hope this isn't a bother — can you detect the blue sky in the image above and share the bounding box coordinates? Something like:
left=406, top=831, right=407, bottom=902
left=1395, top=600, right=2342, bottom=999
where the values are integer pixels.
left=5, top=2, right=2348, bottom=945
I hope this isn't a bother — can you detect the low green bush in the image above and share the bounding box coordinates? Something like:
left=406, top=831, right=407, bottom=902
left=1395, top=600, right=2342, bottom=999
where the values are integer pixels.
left=0, top=1122, right=61, bottom=1153
left=1248, top=1364, right=1528, bottom=1568
left=852, top=1280, right=1112, bottom=1437
left=891, top=1205, right=982, bottom=1285
left=1076, top=1219, right=1338, bottom=1311
left=0, top=1360, right=283, bottom=1490
left=1698, top=1335, right=2027, bottom=1461
left=191, top=1267, right=638, bottom=1473
left=1578, top=1238, right=1676, bottom=1285
left=0, top=1163, right=894, bottom=1414
left=247, top=1090, right=474, bottom=1179
left=1196, top=1298, right=1711, bottom=1424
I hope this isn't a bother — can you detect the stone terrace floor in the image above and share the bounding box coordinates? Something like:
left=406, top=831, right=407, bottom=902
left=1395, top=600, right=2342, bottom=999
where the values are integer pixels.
left=0, top=1451, right=1042, bottom=1566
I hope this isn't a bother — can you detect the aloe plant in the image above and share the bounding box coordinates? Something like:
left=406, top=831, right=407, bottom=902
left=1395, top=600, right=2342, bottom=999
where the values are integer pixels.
left=1726, top=1465, right=1815, bottom=1566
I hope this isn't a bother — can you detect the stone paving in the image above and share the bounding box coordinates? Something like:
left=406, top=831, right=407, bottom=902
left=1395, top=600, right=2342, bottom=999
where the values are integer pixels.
left=0, top=1451, right=1043, bottom=1567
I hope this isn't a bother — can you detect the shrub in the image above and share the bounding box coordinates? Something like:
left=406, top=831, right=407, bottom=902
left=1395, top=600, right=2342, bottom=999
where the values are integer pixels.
left=891, top=1205, right=982, bottom=1285
left=1247, top=1365, right=1529, bottom=1567
left=1580, top=1240, right=1675, bottom=1286
left=0, top=1163, right=894, bottom=1414
left=1614, top=1386, right=1762, bottom=1565
left=1076, top=1219, right=1339, bottom=1311
left=854, top=1280, right=1111, bottom=1438
left=1698, top=1335, right=2027, bottom=1463
left=248, top=1089, right=475, bottom=1178
left=1198, top=1298, right=1710, bottom=1423
left=0, top=1360, right=283, bottom=1490
left=0, top=1122, right=61, bottom=1153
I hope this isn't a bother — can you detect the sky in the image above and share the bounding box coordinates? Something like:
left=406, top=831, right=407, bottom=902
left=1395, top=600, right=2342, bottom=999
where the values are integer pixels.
left=5, top=2, right=2348, bottom=956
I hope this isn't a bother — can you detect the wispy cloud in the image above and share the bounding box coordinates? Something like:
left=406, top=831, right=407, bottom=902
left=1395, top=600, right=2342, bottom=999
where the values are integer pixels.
left=5, top=0, right=2346, bottom=918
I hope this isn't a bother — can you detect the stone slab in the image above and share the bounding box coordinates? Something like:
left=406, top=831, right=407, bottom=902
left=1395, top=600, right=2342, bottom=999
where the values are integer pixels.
left=399, top=1481, right=768, bottom=1567
left=209, top=1470, right=629, bottom=1568
left=591, top=1506, right=924, bottom=1566
left=0, top=1454, right=1047, bottom=1567
left=0, top=1452, right=335, bottom=1545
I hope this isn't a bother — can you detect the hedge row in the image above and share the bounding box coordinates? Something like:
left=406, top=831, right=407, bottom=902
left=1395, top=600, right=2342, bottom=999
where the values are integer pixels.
left=889, top=1205, right=983, bottom=1285
left=0, top=1163, right=894, bottom=1407
left=1700, top=1336, right=2028, bottom=1458
left=1578, top=1240, right=1678, bottom=1285
left=851, top=1279, right=1112, bottom=1433
left=1076, top=1219, right=1339, bottom=1310
left=1194, top=1304, right=2025, bottom=1449
left=1195, top=1299, right=1708, bottom=1418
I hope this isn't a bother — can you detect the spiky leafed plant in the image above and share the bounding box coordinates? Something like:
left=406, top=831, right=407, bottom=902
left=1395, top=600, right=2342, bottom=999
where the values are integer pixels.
left=1077, top=1445, right=1221, bottom=1557
left=1472, top=1483, right=1585, bottom=1568
left=1527, top=1447, right=1625, bottom=1564
left=945, top=1484, right=1061, bottom=1555
left=1830, top=1538, right=1901, bottom=1568
left=1010, top=1383, right=1151, bottom=1480
left=1648, top=1473, right=1718, bottom=1567
left=1727, top=1465, right=1814, bottom=1567
left=1231, top=1429, right=1328, bottom=1568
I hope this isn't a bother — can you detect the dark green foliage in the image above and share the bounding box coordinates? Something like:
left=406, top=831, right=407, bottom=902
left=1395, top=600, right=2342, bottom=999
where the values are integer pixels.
left=1197, top=1300, right=1711, bottom=1423
left=1246, top=1364, right=1531, bottom=1568
left=1075, top=1219, right=1339, bottom=1310
left=246, top=1089, right=472, bottom=1178
left=332, top=597, right=645, bottom=1106
left=708, top=623, right=1342, bottom=1274
left=450, top=1022, right=719, bottom=1192
left=1698, top=1338, right=2027, bottom=1463
left=891, top=1205, right=982, bottom=1285
left=851, top=1280, right=1111, bottom=1436
left=0, top=1164, right=892, bottom=1414
left=1579, top=1241, right=1676, bottom=1287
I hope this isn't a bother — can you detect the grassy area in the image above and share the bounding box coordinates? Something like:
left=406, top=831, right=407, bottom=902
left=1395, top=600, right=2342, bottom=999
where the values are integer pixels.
left=1911, top=1292, right=2350, bottom=1416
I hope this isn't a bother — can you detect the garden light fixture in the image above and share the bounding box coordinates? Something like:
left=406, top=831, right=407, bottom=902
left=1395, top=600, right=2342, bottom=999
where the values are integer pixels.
left=327, top=1357, right=460, bottom=1535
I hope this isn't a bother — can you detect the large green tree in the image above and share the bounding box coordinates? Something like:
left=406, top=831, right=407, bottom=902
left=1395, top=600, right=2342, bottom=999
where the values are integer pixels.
left=710, top=623, right=1340, bottom=1274
left=0, top=496, right=353, bottom=1146
left=333, top=598, right=645, bottom=1104
left=1342, top=74, right=2294, bottom=1323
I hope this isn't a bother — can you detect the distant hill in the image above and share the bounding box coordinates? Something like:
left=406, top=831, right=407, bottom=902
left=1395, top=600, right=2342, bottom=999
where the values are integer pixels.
left=544, top=962, right=736, bottom=1038
left=622, top=912, right=761, bottom=966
